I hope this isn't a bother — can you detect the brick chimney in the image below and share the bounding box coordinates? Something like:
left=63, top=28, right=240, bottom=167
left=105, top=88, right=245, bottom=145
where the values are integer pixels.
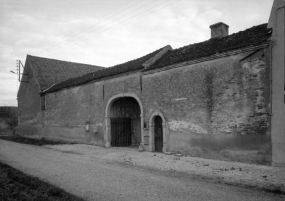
left=210, top=22, right=229, bottom=38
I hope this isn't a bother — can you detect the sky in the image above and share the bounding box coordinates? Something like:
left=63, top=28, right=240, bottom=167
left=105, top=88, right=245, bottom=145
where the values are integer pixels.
left=0, top=0, right=273, bottom=106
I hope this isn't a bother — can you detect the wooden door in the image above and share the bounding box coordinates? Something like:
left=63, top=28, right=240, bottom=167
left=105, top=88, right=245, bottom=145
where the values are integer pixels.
left=154, top=116, right=163, bottom=152
left=131, top=118, right=141, bottom=145
left=111, top=117, right=132, bottom=147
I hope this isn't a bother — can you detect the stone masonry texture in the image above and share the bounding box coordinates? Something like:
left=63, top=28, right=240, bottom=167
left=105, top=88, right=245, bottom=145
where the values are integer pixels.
left=34, top=48, right=272, bottom=165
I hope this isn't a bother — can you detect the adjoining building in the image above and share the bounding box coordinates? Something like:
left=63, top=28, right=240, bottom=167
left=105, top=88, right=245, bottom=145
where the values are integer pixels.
left=18, top=0, right=285, bottom=166
left=17, top=55, right=103, bottom=136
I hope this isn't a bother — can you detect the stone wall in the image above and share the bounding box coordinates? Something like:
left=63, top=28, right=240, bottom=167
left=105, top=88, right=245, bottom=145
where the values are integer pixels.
left=40, top=49, right=271, bottom=164
left=142, top=49, right=271, bottom=164
left=44, top=72, right=143, bottom=145
left=17, top=66, right=43, bottom=137
left=268, top=0, right=285, bottom=167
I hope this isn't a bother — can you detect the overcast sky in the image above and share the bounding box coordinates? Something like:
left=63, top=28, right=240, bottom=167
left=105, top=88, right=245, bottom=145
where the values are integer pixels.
left=0, top=0, right=273, bottom=106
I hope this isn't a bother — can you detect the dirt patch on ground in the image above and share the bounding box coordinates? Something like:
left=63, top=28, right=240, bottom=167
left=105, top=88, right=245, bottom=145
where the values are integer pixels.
left=45, top=144, right=285, bottom=194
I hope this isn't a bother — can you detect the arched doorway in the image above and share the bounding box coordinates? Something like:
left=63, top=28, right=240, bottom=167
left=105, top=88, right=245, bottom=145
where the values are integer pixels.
left=105, top=94, right=144, bottom=149
left=154, top=116, right=163, bottom=152
left=149, top=111, right=167, bottom=153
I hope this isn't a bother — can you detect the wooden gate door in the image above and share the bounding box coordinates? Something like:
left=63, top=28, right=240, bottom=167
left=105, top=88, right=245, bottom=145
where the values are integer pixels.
left=154, top=116, right=163, bottom=152
left=111, top=117, right=132, bottom=147
left=131, top=118, right=141, bottom=145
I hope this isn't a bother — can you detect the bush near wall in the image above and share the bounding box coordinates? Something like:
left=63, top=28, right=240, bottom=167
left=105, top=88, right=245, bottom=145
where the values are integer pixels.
left=0, top=107, right=18, bottom=133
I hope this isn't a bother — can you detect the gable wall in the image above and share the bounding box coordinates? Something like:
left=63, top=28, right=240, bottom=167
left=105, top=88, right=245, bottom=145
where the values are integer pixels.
left=42, top=48, right=271, bottom=164
left=18, top=65, right=43, bottom=137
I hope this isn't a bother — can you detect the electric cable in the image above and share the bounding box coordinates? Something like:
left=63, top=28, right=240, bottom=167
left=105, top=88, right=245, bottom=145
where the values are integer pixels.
left=48, top=0, right=176, bottom=57
left=40, top=0, right=148, bottom=54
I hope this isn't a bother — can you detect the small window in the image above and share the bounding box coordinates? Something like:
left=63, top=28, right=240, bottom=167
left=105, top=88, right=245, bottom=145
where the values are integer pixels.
left=41, top=95, right=46, bottom=110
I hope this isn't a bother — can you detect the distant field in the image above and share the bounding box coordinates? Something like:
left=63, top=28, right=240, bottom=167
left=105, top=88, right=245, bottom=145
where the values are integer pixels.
left=0, top=161, right=84, bottom=201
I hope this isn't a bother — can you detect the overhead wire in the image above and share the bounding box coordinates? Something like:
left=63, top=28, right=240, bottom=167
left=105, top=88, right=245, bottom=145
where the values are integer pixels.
left=40, top=0, right=146, bottom=54
left=45, top=0, right=165, bottom=56
left=48, top=0, right=176, bottom=57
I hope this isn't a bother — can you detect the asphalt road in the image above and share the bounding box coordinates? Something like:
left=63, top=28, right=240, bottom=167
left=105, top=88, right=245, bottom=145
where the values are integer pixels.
left=0, top=139, right=283, bottom=201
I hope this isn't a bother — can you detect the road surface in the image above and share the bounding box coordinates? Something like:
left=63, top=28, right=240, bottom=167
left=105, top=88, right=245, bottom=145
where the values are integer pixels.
left=0, top=139, right=283, bottom=201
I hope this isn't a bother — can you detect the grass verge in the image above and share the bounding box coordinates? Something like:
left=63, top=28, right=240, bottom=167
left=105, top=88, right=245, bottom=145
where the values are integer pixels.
left=0, top=135, right=72, bottom=146
left=0, top=161, right=84, bottom=201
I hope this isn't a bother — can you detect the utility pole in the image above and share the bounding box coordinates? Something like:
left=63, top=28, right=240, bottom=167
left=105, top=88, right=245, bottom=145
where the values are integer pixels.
left=16, top=60, right=24, bottom=82
left=16, top=60, right=19, bottom=90
left=10, top=60, right=26, bottom=92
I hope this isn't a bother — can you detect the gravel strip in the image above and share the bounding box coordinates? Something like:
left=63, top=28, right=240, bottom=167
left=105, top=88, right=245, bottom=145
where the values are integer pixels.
left=44, top=144, right=285, bottom=194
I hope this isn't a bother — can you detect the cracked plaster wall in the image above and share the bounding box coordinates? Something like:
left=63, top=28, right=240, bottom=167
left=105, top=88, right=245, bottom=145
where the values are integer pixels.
left=142, top=49, right=271, bottom=164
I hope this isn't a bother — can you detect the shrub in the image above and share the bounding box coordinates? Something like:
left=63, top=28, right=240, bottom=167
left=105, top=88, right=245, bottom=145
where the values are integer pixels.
left=5, top=108, right=18, bottom=135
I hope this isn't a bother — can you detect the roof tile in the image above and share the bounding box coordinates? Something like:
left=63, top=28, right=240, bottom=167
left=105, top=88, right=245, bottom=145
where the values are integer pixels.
left=148, top=23, right=271, bottom=70
left=43, top=23, right=272, bottom=94
left=26, top=55, right=103, bottom=90
left=42, top=47, right=163, bottom=94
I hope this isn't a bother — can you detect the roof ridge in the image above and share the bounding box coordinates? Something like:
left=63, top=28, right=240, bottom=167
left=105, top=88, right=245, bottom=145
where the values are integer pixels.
left=40, top=23, right=272, bottom=94
left=148, top=23, right=271, bottom=70
left=173, top=23, right=269, bottom=52
left=143, top=45, right=173, bottom=69
left=23, top=55, right=104, bottom=91
left=27, top=54, right=104, bottom=68
left=41, top=46, right=166, bottom=94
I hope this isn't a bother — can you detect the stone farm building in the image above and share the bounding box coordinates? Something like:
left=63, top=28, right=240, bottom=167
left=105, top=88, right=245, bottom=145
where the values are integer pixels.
left=18, top=0, right=285, bottom=167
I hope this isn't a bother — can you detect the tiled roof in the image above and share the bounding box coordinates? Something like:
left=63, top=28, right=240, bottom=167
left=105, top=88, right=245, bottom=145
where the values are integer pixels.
left=148, top=23, right=271, bottom=70
left=26, top=55, right=104, bottom=90
left=42, top=47, right=163, bottom=94
left=42, top=23, right=271, bottom=94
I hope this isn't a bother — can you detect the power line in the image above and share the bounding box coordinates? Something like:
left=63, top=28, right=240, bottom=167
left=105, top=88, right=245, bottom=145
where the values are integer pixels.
left=48, top=0, right=176, bottom=57
left=40, top=0, right=141, bottom=53
left=40, top=0, right=146, bottom=55
left=44, top=0, right=162, bottom=56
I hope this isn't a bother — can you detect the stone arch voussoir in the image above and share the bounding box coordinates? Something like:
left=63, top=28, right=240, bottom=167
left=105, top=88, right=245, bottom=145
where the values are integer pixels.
left=104, top=93, right=144, bottom=149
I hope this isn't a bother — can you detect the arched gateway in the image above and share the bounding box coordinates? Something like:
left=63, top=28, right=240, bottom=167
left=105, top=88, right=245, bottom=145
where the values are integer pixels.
left=105, top=93, right=144, bottom=149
